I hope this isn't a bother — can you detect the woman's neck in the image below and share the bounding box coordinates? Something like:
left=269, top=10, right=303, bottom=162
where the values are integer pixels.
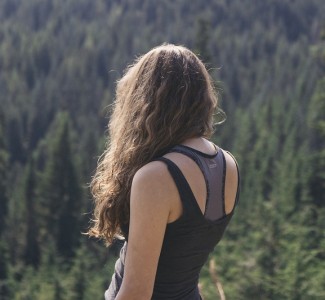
left=180, top=137, right=218, bottom=155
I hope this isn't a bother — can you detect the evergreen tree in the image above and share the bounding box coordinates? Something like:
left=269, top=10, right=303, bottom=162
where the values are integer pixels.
left=307, top=78, right=325, bottom=207
left=0, top=241, right=10, bottom=299
left=0, top=109, right=8, bottom=236
left=23, top=158, right=40, bottom=268
left=304, top=34, right=325, bottom=284
left=69, top=247, right=87, bottom=300
left=7, top=116, right=25, bottom=163
left=53, top=277, right=65, bottom=300
left=195, top=18, right=211, bottom=63
left=41, top=112, right=82, bottom=259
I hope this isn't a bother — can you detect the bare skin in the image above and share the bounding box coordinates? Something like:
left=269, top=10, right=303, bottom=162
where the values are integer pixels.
left=115, top=137, right=238, bottom=300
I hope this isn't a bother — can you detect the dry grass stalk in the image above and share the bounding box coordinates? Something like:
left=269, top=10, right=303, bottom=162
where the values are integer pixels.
left=209, top=258, right=226, bottom=300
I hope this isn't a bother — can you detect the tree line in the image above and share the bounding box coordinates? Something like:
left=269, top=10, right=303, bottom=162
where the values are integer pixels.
left=0, top=0, right=324, bottom=299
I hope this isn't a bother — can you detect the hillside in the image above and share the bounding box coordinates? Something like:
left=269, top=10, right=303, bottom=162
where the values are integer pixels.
left=0, top=0, right=324, bottom=299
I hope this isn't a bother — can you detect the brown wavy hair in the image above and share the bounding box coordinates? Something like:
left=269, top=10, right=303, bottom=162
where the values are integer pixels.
left=88, top=44, right=222, bottom=244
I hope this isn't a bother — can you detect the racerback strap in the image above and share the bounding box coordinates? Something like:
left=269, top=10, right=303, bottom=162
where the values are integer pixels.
left=154, top=145, right=231, bottom=222
left=153, top=157, right=200, bottom=216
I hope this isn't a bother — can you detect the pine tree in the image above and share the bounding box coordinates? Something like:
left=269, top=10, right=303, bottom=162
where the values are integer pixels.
left=7, top=116, right=25, bottom=163
left=53, top=277, right=65, bottom=300
left=23, top=158, right=40, bottom=268
left=0, top=109, right=8, bottom=236
left=307, top=77, right=325, bottom=207
left=41, top=112, right=82, bottom=259
left=195, top=18, right=211, bottom=63
left=69, top=247, right=87, bottom=300
left=0, top=241, right=10, bottom=299
left=0, top=113, right=12, bottom=297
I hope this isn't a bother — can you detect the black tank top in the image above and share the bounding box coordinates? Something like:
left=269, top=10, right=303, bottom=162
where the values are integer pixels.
left=105, top=145, right=240, bottom=300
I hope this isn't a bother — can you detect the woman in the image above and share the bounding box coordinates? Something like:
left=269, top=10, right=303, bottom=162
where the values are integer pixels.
left=88, top=44, right=240, bottom=300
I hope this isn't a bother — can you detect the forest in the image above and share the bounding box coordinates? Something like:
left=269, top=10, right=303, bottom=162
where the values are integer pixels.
left=0, top=0, right=324, bottom=299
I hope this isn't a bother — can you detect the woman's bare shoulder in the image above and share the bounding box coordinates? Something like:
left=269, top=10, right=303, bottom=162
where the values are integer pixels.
left=132, top=160, right=176, bottom=207
left=133, top=160, right=170, bottom=186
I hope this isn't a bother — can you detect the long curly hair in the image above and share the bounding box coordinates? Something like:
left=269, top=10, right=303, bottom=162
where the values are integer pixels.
left=88, top=44, right=222, bottom=244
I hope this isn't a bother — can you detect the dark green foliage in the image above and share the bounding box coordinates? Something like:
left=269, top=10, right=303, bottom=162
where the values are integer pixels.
left=0, top=0, right=324, bottom=299
left=307, top=78, right=325, bottom=207
left=6, top=116, right=25, bottom=163
left=0, top=241, right=10, bottom=298
left=23, top=158, right=40, bottom=268
left=40, top=112, right=82, bottom=259
left=195, top=18, right=211, bottom=63
left=0, top=110, right=8, bottom=236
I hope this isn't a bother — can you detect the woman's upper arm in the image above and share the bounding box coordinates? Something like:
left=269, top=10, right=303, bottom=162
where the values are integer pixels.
left=116, top=161, right=172, bottom=300
left=223, top=151, right=240, bottom=214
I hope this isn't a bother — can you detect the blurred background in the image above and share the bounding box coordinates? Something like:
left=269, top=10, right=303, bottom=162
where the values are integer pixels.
left=0, top=0, right=324, bottom=299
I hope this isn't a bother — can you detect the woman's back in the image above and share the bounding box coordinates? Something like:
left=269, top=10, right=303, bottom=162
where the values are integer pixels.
left=162, top=138, right=239, bottom=222
left=105, top=139, right=240, bottom=299
left=88, top=44, right=240, bottom=300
